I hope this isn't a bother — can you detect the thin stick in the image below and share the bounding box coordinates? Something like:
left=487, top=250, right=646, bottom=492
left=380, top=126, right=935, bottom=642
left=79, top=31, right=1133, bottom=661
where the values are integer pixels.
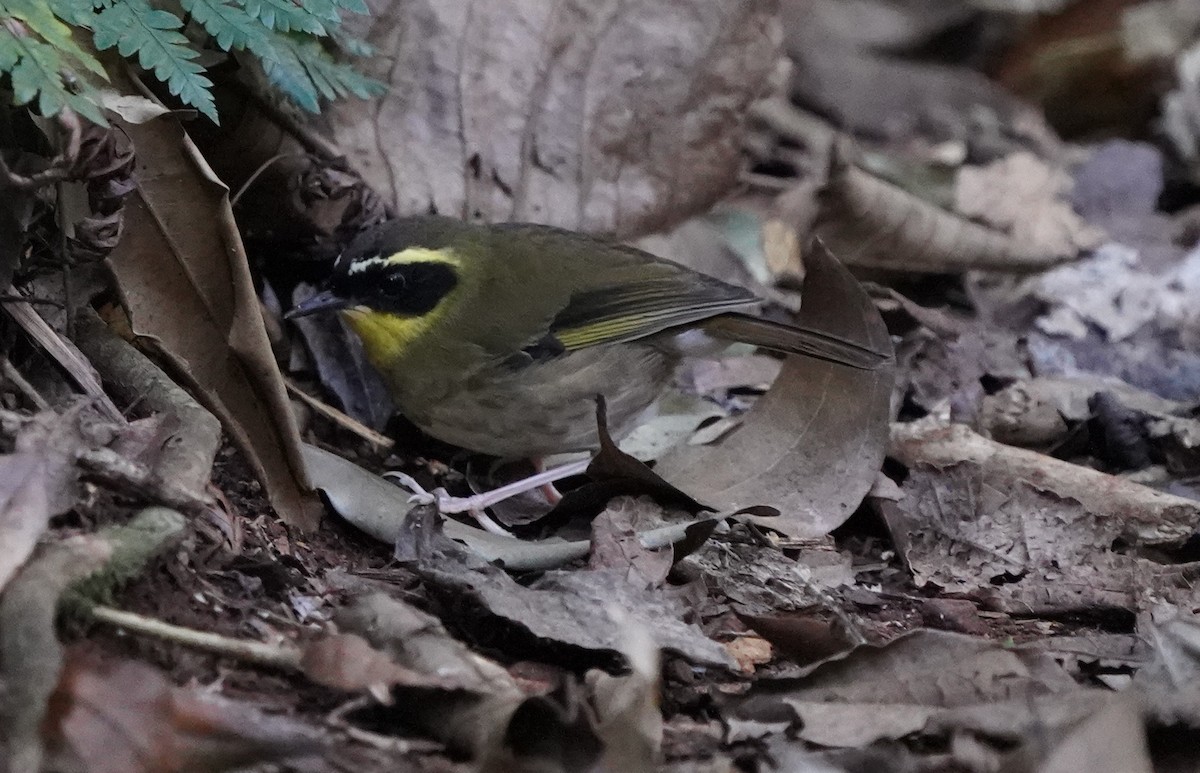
left=0, top=356, right=51, bottom=411
left=285, top=380, right=394, bottom=449
left=88, top=605, right=303, bottom=671
left=2, top=290, right=124, bottom=423
left=230, top=153, right=313, bottom=208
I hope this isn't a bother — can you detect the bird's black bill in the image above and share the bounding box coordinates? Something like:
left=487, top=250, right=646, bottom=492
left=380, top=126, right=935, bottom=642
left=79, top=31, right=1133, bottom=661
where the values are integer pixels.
left=286, top=290, right=349, bottom=319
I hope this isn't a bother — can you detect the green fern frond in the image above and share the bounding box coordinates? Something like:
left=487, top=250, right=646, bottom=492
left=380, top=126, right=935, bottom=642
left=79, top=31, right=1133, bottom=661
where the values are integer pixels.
left=236, top=0, right=337, bottom=35
left=331, top=0, right=367, bottom=15
left=256, top=31, right=382, bottom=111
left=4, top=0, right=377, bottom=123
left=331, top=29, right=372, bottom=58
left=92, top=0, right=217, bottom=121
left=3, top=0, right=106, bottom=76
left=180, top=0, right=267, bottom=51
left=0, top=19, right=107, bottom=123
left=297, top=40, right=381, bottom=101
left=44, top=0, right=95, bottom=27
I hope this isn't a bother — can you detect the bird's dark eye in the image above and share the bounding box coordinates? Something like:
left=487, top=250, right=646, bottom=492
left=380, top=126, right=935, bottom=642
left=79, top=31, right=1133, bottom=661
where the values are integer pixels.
left=337, top=260, right=459, bottom=316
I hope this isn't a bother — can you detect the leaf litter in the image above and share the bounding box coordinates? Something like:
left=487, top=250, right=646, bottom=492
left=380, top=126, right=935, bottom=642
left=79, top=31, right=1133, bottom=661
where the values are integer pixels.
left=10, top=2, right=1200, bottom=771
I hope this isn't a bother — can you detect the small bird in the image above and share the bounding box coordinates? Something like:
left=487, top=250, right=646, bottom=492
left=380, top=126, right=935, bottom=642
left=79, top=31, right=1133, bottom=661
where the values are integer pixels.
left=288, top=216, right=886, bottom=520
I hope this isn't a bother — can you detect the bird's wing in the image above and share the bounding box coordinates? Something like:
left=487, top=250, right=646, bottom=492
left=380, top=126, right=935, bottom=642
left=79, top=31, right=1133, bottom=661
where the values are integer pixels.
left=488, top=223, right=759, bottom=352
left=548, top=273, right=760, bottom=351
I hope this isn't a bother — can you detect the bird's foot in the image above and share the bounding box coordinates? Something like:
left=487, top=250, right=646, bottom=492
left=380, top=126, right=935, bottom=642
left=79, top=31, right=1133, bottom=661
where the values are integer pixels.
left=383, top=457, right=590, bottom=537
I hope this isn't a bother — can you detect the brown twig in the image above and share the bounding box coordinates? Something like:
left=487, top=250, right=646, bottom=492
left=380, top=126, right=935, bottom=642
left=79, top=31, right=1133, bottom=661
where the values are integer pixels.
left=76, top=447, right=213, bottom=514
left=2, top=289, right=125, bottom=423
left=87, top=605, right=303, bottom=670
left=285, top=379, right=393, bottom=449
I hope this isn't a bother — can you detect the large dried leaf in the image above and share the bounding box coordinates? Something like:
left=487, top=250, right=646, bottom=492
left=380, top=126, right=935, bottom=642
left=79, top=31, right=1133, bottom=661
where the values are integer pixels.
left=816, top=157, right=1075, bottom=273
left=731, top=629, right=1076, bottom=748
left=326, top=0, right=781, bottom=236
left=886, top=422, right=1200, bottom=614
left=44, top=651, right=322, bottom=773
left=398, top=506, right=734, bottom=669
left=105, top=114, right=320, bottom=529
left=653, top=240, right=894, bottom=538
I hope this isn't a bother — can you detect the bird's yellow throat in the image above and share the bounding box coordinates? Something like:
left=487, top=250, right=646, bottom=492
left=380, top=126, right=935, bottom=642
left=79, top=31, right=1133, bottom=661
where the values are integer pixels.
left=340, top=247, right=463, bottom=364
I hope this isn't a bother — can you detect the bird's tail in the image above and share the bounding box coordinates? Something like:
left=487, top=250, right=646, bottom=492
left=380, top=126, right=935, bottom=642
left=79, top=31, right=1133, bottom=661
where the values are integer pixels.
left=700, top=312, right=891, bottom=371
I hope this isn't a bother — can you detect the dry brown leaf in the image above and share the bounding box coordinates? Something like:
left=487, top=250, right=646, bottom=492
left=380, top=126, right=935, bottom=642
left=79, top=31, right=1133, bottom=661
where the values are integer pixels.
left=882, top=467, right=1130, bottom=598
left=955, top=152, right=1104, bottom=259
left=105, top=114, right=320, bottom=529
left=816, top=156, right=1074, bottom=273
left=44, top=651, right=321, bottom=773
left=724, top=634, right=774, bottom=674
left=398, top=506, right=733, bottom=669
left=588, top=496, right=673, bottom=588
left=327, top=0, right=781, bottom=237
left=885, top=422, right=1200, bottom=614
left=299, top=632, right=450, bottom=692
left=731, top=629, right=1077, bottom=749
left=654, top=240, right=893, bottom=538
left=890, top=422, right=1200, bottom=547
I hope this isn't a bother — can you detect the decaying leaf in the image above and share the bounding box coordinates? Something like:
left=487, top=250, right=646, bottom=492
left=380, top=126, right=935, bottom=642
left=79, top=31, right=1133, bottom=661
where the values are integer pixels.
left=730, top=629, right=1076, bottom=748
left=654, top=240, right=893, bottom=538
left=1027, top=243, right=1200, bottom=344
left=886, top=422, right=1200, bottom=613
left=890, top=421, right=1200, bottom=547
left=882, top=467, right=1136, bottom=603
left=299, top=632, right=451, bottom=692
left=334, top=591, right=606, bottom=767
left=588, top=496, right=674, bottom=588
left=288, top=284, right=395, bottom=431
left=397, top=505, right=734, bottom=670
left=815, top=156, right=1074, bottom=272
left=43, top=651, right=322, bottom=773
left=328, top=0, right=781, bottom=237
left=105, top=113, right=320, bottom=529
left=955, top=151, right=1104, bottom=261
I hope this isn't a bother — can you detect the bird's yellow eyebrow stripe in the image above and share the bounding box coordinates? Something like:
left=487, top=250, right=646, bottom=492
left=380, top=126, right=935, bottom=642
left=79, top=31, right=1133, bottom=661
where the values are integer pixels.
left=347, top=247, right=461, bottom=274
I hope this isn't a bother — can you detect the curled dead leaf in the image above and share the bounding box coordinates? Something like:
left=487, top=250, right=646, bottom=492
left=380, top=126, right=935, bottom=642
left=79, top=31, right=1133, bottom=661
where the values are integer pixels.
left=104, top=111, right=320, bottom=529
left=654, top=240, right=894, bottom=538
left=816, top=155, right=1076, bottom=273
